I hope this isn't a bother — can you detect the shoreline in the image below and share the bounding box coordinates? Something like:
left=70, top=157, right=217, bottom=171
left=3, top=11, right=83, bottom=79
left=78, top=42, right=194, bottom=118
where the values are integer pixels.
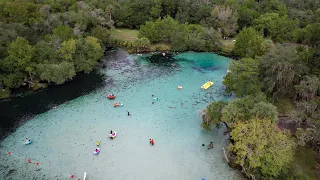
left=1, top=49, right=237, bottom=100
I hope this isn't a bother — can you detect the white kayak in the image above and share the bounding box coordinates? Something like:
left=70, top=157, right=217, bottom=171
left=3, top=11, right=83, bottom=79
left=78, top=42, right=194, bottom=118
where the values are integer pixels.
left=94, top=148, right=100, bottom=155
left=109, top=132, right=117, bottom=139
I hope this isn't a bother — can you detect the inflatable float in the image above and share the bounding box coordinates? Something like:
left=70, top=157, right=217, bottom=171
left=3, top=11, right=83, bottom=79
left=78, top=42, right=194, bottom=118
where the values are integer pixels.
left=24, top=140, right=32, bottom=145
left=96, top=141, right=100, bottom=146
left=109, top=132, right=117, bottom=139
left=178, top=86, right=183, bottom=90
left=201, top=81, right=214, bottom=90
left=107, top=94, right=115, bottom=99
left=114, top=102, right=123, bottom=107
left=94, top=148, right=100, bottom=155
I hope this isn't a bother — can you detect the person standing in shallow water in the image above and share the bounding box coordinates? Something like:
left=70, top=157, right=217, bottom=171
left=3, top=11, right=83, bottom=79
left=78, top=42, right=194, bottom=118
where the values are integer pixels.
left=127, top=111, right=130, bottom=116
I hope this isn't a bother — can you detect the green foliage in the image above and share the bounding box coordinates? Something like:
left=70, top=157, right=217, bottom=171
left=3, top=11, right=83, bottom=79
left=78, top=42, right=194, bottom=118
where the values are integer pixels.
left=0, top=88, right=10, bottom=99
left=253, top=13, right=298, bottom=42
left=251, top=102, right=278, bottom=123
left=52, top=25, right=75, bottom=41
left=5, top=37, right=35, bottom=71
left=3, top=0, right=40, bottom=23
left=237, top=5, right=258, bottom=29
left=139, top=16, right=179, bottom=43
left=221, top=93, right=270, bottom=124
left=132, top=37, right=151, bottom=52
left=34, top=41, right=57, bottom=63
left=37, top=61, right=76, bottom=84
left=260, top=44, right=309, bottom=100
left=234, top=27, right=267, bottom=58
left=223, top=58, right=261, bottom=97
left=88, top=26, right=111, bottom=44
left=59, top=39, right=76, bottom=61
left=299, top=23, right=320, bottom=47
left=229, top=118, right=295, bottom=178
left=74, top=36, right=104, bottom=73
left=201, top=101, right=228, bottom=130
left=139, top=17, right=222, bottom=52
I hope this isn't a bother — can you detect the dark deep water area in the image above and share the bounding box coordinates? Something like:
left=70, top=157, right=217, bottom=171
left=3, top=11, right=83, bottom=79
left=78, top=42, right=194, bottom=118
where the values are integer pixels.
left=0, top=71, right=105, bottom=140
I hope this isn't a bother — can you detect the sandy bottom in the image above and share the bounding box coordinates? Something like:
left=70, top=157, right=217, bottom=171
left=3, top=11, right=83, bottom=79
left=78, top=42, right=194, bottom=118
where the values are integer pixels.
left=0, top=50, right=242, bottom=180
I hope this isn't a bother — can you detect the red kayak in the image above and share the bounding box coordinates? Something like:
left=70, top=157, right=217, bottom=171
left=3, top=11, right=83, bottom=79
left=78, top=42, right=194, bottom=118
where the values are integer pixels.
left=107, top=94, right=115, bottom=99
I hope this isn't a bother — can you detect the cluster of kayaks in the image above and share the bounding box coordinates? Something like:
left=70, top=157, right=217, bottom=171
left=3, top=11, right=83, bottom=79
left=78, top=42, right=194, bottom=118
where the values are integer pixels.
left=93, top=132, right=117, bottom=155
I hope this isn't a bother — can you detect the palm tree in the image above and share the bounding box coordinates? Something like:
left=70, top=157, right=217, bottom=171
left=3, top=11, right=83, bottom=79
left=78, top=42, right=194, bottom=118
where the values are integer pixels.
left=106, top=4, right=114, bottom=22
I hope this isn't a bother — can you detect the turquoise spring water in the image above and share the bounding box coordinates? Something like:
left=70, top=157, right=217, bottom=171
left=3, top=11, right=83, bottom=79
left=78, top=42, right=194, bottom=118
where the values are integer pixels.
left=0, top=50, right=241, bottom=180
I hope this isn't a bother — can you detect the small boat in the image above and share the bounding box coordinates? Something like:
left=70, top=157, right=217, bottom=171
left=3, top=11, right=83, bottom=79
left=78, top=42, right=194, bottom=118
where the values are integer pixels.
left=107, top=94, right=115, bottom=99
left=114, top=102, right=123, bottom=107
left=227, top=69, right=231, bottom=73
left=109, top=132, right=117, bottom=139
left=94, top=148, right=100, bottom=155
left=84, top=172, right=86, bottom=180
left=24, top=140, right=32, bottom=145
left=201, top=81, right=214, bottom=90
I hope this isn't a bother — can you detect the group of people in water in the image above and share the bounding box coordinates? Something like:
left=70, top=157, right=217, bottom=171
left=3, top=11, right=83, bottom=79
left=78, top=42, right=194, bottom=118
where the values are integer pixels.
left=202, top=142, right=214, bottom=149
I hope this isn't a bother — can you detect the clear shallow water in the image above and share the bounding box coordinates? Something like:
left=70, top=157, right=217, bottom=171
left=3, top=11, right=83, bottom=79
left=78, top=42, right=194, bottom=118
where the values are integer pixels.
left=0, top=50, right=241, bottom=180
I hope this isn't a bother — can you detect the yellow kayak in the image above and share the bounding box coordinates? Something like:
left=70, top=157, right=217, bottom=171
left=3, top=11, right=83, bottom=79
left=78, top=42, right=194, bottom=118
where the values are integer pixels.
left=201, top=81, right=214, bottom=90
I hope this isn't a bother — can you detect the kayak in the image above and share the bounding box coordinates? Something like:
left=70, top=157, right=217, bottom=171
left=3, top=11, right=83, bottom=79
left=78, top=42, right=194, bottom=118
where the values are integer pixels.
left=107, top=94, right=116, bottom=99
left=109, top=132, right=117, bottom=139
left=114, top=103, right=123, bottom=107
left=94, top=148, right=100, bottom=155
left=201, top=81, right=214, bottom=90
left=24, top=140, right=32, bottom=145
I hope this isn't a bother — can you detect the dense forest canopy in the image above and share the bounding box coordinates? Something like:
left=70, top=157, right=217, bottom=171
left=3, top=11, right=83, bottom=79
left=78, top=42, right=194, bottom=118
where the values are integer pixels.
left=0, top=0, right=320, bottom=178
left=0, top=0, right=319, bottom=94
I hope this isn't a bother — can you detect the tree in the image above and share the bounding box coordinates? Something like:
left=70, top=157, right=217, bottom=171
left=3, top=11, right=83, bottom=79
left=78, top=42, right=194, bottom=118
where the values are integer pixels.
left=221, top=93, right=268, bottom=125
left=223, top=58, right=261, bottom=97
left=250, top=102, right=278, bottom=122
left=37, top=62, right=76, bottom=84
left=295, top=75, right=319, bottom=101
left=88, top=26, right=110, bottom=43
left=210, top=5, right=238, bottom=37
left=106, top=4, right=114, bottom=22
left=300, top=23, right=320, bottom=47
left=59, top=39, right=76, bottom=61
left=138, top=16, right=179, bottom=43
left=132, top=37, right=150, bottom=52
left=5, top=37, right=35, bottom=71
left=201, top=101, right=228, bottom=130
left=234, top=27, right=267, bottom=58
left=237, top=5, right=258, bottom=29
left=260, top=44, right=309, bottom=99
left=52, top=25, right=75, bottom=41
left=253, top=13, right=298, bottom=42
left=229, top=118, right=295, bottom=178
left=74, top=36, right=104, bottom=73
left=200, top=27, right=222, bottom=51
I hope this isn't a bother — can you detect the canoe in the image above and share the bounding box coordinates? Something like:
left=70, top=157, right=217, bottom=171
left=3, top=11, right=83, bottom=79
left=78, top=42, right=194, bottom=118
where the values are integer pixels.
left=201, top=81, right=214, bottom=90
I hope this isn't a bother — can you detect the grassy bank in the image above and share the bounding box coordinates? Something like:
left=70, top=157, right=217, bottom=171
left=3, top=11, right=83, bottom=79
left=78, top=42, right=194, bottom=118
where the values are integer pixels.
left=110, top=29, right=139, bottom=41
